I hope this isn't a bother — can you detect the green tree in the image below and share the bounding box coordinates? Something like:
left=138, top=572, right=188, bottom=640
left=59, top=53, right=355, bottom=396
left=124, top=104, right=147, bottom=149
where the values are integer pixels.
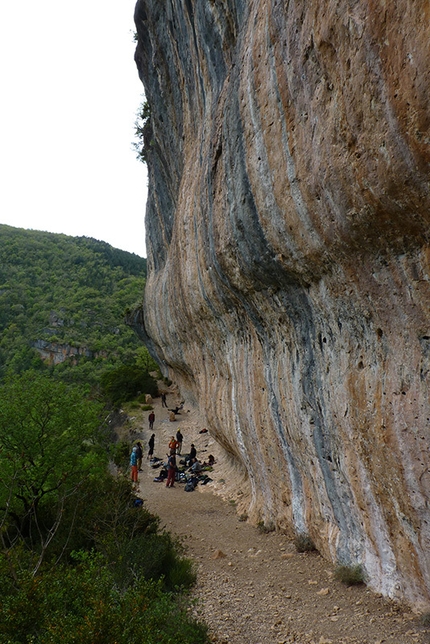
left=0, top=372, right=107, bottom=573
left=100, top=365, right=158, bottom=407
left=135, top=345, right=159, bottom=372
left=133, top=98, right=152, bottom=164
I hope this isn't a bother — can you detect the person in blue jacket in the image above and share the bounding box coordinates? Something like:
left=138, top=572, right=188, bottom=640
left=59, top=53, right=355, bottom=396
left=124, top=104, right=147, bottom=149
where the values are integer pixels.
left=130, top=446, right=139, bottom=484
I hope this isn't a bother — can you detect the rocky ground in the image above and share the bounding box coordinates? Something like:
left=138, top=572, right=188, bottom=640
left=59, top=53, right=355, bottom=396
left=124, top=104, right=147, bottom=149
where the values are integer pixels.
left=123, top=391, right=430, bottom=644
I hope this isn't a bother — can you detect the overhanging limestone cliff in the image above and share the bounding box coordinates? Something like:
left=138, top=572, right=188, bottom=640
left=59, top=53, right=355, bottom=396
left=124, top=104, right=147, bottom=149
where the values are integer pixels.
left=134, top=0, right=430, bottom=609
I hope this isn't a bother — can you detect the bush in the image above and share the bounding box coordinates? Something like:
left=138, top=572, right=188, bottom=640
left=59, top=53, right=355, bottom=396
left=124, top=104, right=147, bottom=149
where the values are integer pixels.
left=110, top=440, right=131, bottom=469
left=52, top=475, right=196, bottom=593
left=294, top=534, right=317, bottom=553
left=334, top=564, right=365, bottom=586
left=0, top=550, right=209, bottom=644
left=257, top=520, right=275, bottom=534
left=0, top=475, right=208, bottom=643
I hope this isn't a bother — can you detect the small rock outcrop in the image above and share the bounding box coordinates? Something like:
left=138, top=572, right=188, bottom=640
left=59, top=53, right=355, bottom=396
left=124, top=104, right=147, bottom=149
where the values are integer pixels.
left=33, top=340, right=94, bottom=365
left=133, top=0, right=430, bottom=609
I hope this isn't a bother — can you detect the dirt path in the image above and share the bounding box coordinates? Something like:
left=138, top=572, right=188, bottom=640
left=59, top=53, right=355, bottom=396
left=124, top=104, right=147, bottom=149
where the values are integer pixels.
left=126, top=392, right=429, bottom=644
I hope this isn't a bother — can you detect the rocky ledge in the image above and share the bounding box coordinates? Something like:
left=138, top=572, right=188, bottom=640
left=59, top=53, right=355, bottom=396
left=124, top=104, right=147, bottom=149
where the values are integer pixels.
left=132, top=0, right=430, bottom=610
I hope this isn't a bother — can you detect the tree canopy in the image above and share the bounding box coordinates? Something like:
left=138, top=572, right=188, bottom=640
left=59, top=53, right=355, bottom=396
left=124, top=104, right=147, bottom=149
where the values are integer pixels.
left=0, top=372, right=106, bottom=569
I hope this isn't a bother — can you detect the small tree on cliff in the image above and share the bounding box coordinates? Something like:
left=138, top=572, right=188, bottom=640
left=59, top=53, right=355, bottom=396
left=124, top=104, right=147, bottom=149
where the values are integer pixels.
left=132, top=98, right=152, bottom=164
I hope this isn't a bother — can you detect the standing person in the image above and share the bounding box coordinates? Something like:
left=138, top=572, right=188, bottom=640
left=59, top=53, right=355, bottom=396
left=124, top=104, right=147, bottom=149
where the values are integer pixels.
left=161, top=392, right=167, bottom=408
left=135, top=442, right=143, bottom=471
left=168, top=435, right=179, bottom=454
left=148, top=410, right=155, bottom=430
left=166, top=452, right=176, bottom=488
left=147, top=433, right=155, bottom=459
left=175, top=429, right=183, bottom=455
left=130, top=446, right=138, bottom=484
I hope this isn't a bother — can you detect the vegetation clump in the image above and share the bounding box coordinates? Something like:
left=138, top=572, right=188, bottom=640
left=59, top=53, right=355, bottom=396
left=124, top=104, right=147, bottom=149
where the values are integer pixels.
left=294, top=534, right=317, bottom=553
left=334, top=564, right=366, bottom=586
left=133, top=99, right=152, bottom=164
left=257, top=520, right=275, bottom=534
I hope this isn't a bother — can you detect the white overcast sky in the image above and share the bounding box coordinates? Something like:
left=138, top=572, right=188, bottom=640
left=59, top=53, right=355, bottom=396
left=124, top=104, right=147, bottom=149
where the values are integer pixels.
left=0, top=0, right=148, bottom=257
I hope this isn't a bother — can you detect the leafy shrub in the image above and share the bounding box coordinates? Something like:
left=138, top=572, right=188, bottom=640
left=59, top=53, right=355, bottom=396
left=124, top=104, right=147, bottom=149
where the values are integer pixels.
left=0, top=550, right=209, bottom=644
left=51, top=475, right=195, bottom=593
left=0, top=474, right=207, bottom=642
left=133, top=100, right=153, bottom=164
left=334, top=564, right=365, bottom=586
left=294, top=534, right=317, bottom=553
left=257, top=520, right=275, bottom=534
left=110, top=440, right=131, bottom=469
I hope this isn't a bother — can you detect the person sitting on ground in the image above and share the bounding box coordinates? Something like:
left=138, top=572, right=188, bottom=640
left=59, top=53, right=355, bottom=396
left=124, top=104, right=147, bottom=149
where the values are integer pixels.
left=185, top=443, right=197, bottom=466
left=168, top=402, right=184, bottom=414
left=189, top=458, right=203, bottom=474
left=203, top=454, right=215, bottom=467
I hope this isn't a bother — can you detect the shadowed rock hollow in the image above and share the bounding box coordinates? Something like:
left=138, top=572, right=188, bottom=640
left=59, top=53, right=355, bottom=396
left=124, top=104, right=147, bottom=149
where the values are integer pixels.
left=132, top=0, right=430, bottom=611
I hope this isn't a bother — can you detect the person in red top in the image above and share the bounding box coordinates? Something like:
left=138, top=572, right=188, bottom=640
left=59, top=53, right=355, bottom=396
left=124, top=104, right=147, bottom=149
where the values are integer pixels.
left=148, top=411, right=155, bottom=430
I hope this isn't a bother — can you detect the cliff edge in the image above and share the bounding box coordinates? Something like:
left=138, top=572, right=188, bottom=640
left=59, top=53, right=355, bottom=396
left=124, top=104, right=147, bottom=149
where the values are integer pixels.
left=133, top=0, right=430, bottom=610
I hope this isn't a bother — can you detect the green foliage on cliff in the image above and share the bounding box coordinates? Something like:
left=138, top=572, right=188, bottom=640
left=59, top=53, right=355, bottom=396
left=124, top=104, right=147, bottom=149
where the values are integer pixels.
left=133, top=98, right=152, bottom=164
left=0, top=224, right=154, bottom=393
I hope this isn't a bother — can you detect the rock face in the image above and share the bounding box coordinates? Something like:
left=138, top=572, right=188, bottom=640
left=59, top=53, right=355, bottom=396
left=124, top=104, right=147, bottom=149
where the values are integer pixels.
left=133, top=0, right=430, bottom=609
left=33, top=340, right=94, bottom=365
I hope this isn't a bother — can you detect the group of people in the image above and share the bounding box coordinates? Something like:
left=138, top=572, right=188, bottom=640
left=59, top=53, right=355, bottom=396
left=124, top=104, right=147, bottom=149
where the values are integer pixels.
left=129, top=394, right=214, bottom=489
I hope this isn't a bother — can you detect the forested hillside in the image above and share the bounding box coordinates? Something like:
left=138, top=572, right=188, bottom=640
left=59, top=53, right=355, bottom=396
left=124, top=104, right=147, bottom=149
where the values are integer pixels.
left=0, top=224, right=148, bottom=387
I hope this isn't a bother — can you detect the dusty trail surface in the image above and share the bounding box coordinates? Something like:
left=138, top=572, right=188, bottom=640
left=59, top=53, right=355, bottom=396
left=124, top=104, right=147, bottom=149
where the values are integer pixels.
left=127, top=393, right=429, bottom=644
